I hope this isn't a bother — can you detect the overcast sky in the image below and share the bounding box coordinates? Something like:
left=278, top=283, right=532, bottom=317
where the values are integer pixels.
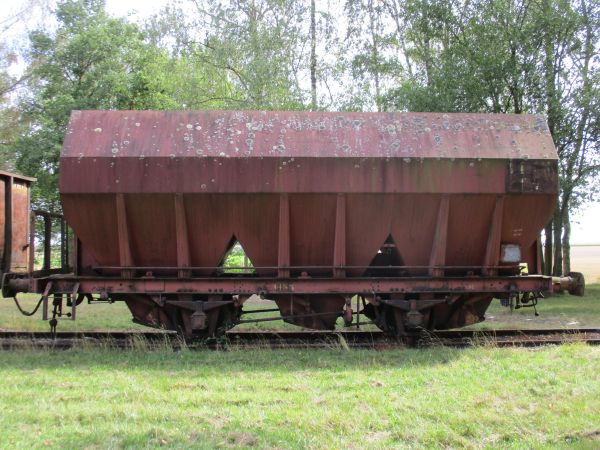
left=1, top=0, right=599, bottom=245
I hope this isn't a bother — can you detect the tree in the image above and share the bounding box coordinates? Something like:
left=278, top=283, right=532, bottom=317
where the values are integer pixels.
left=310, top=0, right=317, bottom=110
left=11, top=0, right=230, bottom=210
left=146, top=0, right=346, bottom=111
left=545, top=0, right=600, bottom=274
left=186, top=0, right=310, bottom=109
left=365, top=0, right=599, bottom=275
left=344, top=0, right=393, bottom=111
left=2, top=0, right=595, bottom=277
left=0, top=45, right=23, bottom=171
left=0, top=0, right=53, bottom=171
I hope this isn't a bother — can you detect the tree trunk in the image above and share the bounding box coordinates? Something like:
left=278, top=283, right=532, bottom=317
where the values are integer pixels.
left=386, top=0, right=414, bottom=80
left=310, top=0, right=317, bottom=111
left=552, top=209, right=563, bottom=276
left=562, top=207, right=571, bottom=275
left=542, top=0, right=557, bottom=138
left=543, top=221, right=553, bottom=275
left=367, top=0, right=381, bottom=111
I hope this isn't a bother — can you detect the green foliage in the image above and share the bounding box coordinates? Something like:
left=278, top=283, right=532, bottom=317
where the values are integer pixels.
left=9, top=0, right=233, bottom=210
left=222, top=243, right=254, bottom=273
left=0, top=45, right=24, bottom=171
left=9, top=1, right=151, bottom=208
left=0, top=294, right=146, bottom=331
left=186, top=0, right=312, bottom=109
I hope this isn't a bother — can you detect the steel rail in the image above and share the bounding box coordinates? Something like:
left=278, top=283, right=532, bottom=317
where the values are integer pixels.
left=1, top=328, right=599, bottom=350
left=225, top=329, right=600, bottom=348
left=0, top=331, right=178, bottom=350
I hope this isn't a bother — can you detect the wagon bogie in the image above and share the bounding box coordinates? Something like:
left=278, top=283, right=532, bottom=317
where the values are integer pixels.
left=123, top=294, right=243, bottom=339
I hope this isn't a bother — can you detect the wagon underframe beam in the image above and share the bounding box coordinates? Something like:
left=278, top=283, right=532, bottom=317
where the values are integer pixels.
left=22, top=275, right=556, bottom=297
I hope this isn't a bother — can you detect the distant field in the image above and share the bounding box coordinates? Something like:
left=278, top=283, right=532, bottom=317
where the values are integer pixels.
left=571, top=245, right=600, bottom=284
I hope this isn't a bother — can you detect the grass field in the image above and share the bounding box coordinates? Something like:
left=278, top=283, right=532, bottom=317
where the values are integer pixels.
left=468, top=284, right=600, bottom=330
left=1, top=288, right=599, bottom=448
left=0, top=295, right=147, bottom=332
left=1, top=344, right=599, bottom=449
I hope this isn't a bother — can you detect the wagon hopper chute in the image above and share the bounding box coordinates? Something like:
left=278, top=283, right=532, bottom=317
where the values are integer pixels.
left=3, top=110, right=585, bottom=337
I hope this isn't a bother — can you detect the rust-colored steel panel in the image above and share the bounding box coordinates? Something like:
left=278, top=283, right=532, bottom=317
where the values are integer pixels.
left=0, top=171, right=35, bottom=274
left=60, top=110, right=556, bottom=195
left=62, top=156, right=518, bottom=194
left=31, top=275, right=555, bottom=297
left=446, top=195, right=497, bottom=267
left=59, top=110, right=558, bottom=281
left=62, top=110, right=556, bottom=160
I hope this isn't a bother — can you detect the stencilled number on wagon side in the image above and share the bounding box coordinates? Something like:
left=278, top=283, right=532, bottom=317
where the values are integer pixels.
left=273, top=282, right=292, bottom=293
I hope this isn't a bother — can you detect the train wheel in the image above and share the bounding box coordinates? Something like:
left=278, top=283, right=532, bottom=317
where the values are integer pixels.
left=123, top=294, right=242, bottom=340
left=363, top=294, right=493, bottom=335
left=428, top=294, right=494, bottom=330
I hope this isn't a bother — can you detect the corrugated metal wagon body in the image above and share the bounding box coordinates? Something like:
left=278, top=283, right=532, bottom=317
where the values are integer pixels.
left=5, top=110, right=582, bottom=337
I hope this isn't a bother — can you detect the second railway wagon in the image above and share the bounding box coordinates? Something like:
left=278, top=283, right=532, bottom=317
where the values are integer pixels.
left=3, top=110, right=584, bottom=337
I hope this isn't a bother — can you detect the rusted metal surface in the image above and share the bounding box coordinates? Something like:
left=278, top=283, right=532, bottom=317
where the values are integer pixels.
left=0, top=171, right=35, bottom=274
left=61, top=193, right=556, bottom=279
left=4, top=110, right=577, bottom=336
left=123, top=294, right=234, bottom=338
left=6, top=271, right=558, bottom=336
left=506, top=160, right=558, bottom=193
left=20, top=274, right=554, bottom=297
left=62, top=110, right=556, bottom=160
left=60, top=111, right=557, bottom=194
left=59, top=111, right=558, bottom=284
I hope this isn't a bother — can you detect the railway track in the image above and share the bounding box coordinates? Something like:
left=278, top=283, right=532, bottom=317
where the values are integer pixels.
left=1, top=328, right=600, bottom=350
left=0, top=331, right=179, bottom=350
left=226, top=328, right=600, bottom=349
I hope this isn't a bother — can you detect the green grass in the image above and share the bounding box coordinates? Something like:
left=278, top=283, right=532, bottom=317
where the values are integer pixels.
left=0, top=294, right=146, bottom=332
left=467, top=284, right=600, bottom=330
left=1, top=289, right=599, bottom=448
left=0, top=345, right=599, bottom=449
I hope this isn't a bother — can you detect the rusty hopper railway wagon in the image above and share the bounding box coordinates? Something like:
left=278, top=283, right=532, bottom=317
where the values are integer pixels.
left=1, top=110, right=585, bottom=338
